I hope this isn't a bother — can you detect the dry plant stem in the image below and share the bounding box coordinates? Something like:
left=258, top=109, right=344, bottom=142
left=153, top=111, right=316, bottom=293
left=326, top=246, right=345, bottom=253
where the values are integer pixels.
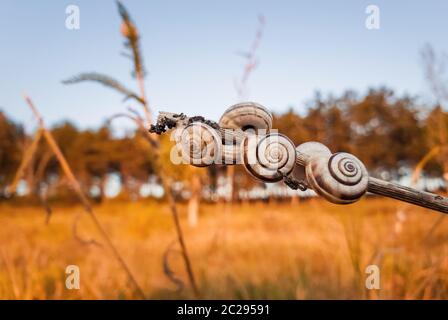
left=411, top=146, right=441, bottom=184
left=235, top=15, right=265, bottom=100
left=39, top=190, right=52, bottom=225
left=136, top=71, right=152, bottom=126
left=368, top=177, right=448, bottom=214
left=163, top=178, right=200, bottom=298
left=24, top=95, right=146, bottom=300
left=108, top=113, right=158, bottom=147
left=416, top=147, right=447, bottom=241
left=113, top=78, right=199, bottom=295
left=391, top=146, right=444, bottom=243
left=6, top=129, right=43, bottom=195
left=162, top=240, right=185, bottom=292
left=144, top=130, right=199, bottom=296
left=375, top=147, right=443, bottom=294
left=116, top=110, right=199, bottom=295
left=132, top=50, right=199, bottom=296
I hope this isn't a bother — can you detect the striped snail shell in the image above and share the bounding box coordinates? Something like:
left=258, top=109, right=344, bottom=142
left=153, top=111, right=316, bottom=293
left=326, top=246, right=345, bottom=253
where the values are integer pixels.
left=219, top=102, right=273, bottom=131
left=219, top=102, right=273, bottom=164
left=242, top=133, right=296, bottom=183
left=305, top=151, right=369, bottom=204
left=179, top=122, right=222, bottom=167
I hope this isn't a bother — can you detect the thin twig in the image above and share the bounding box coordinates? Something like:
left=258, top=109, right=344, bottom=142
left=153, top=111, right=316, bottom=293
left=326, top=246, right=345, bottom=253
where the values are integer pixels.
left=107, top=113, right=158, bottom=147
left=162, top=240, right=185, bottom=292
left=6, top=129, right=43, bottom=195
left=109, top=111, right=200, bottom=296
left=39, top=190, right=53, bottom=225
left=163, top=178, right=200, bottom=298
left=72, top=212, right=103, bottom=247
left=235, top=15, right=265, bottom=101
left=24, top=95, right=147, bottom=299
left=118, top=4, right=200, bottom=294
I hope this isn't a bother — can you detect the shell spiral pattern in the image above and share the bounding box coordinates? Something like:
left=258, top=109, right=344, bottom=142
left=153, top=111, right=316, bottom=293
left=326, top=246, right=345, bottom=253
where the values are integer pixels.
left=306, top=152, right=368, bottom=204
left=242, top=133, right=296, bottom=182
left=179, top=122, right=222, bottom=167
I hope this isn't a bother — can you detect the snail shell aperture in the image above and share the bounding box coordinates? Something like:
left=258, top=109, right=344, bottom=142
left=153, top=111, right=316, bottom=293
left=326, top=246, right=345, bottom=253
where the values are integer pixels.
left=219, top=102, right=273, bottom=131
left=306, top=152, right=369, bottom=204
left=242, top=132, right=296, bottom=182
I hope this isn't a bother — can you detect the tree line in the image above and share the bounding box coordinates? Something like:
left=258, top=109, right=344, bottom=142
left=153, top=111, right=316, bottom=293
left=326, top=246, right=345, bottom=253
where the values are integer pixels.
left=1, top=87, right=447, bottom=202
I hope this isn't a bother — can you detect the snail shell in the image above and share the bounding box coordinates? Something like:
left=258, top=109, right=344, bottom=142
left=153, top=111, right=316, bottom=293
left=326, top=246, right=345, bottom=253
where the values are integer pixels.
left=242, top=133, right=296, bottom=182
left=291, top=142, right=331, bottom=185
left=306, top=152, right=368, bottom=204
left=219, top=102, right=273, bottom=131
left=179, top=122, right=222, bottom=167
left=219, top=102, right=273, bottom=164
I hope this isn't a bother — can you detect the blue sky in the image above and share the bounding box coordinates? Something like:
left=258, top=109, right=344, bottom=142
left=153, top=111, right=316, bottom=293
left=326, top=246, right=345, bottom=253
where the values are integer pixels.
left=1, top=0, right=448, bottom=132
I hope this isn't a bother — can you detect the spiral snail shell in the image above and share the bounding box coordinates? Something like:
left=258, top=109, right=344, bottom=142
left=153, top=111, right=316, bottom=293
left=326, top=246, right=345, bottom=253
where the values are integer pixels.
left=219, top=102, right=273, bottom=131
left=219, top=102, right=273, bottom=164
left=242, top=133, right=296, bottom=182
left=179, top=122, right=222, bottom=167
left=305, top=150, right=369, bottom=204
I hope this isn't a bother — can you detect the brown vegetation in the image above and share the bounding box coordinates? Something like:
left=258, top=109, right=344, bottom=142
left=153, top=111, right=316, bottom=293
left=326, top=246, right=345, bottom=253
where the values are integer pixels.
left=1, top=199, right=447, bottom=299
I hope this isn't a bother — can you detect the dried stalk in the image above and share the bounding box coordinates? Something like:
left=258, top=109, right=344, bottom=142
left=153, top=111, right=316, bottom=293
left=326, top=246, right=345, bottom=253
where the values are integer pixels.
left=136, top=71, right=152, bottom=126
left=163, top=178, right=200, bottom=298
left=235, top=15, right=265, bottom=101
left=60, top=0, right=200, bottom=297
left=120, top=8, right=200, bottom=292
left=224, top=15, right=266, bottom=205
left=24, top=95, right=146, bottom=299
left=110, top=109, right=200, bottom=296
left=162, top=240, right=185, bottom=292
left=39, top=190, right=53, bottom=225
left=110, top=112, right=200, bottom=297
left=6, top=128, right=43, bottom=195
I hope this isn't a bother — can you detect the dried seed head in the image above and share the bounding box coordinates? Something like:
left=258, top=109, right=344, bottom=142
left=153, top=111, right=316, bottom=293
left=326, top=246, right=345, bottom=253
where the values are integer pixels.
left=120, top=21, right=138, bottom=39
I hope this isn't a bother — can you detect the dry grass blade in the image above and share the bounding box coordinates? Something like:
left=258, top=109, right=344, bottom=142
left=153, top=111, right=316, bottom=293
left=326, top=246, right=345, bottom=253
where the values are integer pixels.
left=62, top=73, right=145, bottom=105
left=116, top=1, right=152, bottom=125
left=6, top=128, right=43, bottom=195
left=23, top=94, right=147, bottom=299
left=117, top=0, right=145, bottom=79
left=164, top=178, right=200, bottom=298
left=60, top=2, right=197, bottom=297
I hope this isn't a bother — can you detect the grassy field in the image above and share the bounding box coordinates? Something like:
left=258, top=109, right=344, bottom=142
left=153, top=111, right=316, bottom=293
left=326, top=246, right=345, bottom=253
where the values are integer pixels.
left=0, top=197, right=447, bottom=300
